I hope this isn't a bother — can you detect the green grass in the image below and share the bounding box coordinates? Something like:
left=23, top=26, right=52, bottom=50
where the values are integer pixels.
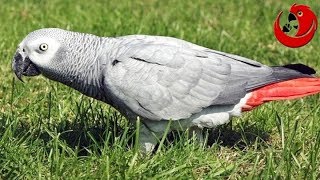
left=1, top=0, right=320, bottom=179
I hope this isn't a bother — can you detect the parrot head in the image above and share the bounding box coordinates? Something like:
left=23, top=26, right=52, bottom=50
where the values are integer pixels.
left=288, top=4, right=317, bottom=36
left=12, top=28, right=67, bottom=82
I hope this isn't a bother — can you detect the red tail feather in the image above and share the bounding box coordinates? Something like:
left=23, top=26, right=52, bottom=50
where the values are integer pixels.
left=243, top=78, right=320, bottom=111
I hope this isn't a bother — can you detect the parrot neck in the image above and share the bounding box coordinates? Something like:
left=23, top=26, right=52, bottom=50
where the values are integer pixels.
left=46, top=36, right=118, bottom=102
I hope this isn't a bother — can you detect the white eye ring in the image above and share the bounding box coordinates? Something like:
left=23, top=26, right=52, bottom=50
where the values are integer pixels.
left=39, top=43, right=48, bottom=51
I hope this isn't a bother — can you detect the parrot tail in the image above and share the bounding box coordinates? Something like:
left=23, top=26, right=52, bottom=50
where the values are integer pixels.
left=242, top=78, right=320, bottom=111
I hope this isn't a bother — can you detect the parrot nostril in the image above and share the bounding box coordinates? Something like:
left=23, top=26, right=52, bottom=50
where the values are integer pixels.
left=22, top=48, right=25, bottom=52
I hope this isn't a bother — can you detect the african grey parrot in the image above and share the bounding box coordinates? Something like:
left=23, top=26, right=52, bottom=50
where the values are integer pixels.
left=12, top=28, right=320, bottom=153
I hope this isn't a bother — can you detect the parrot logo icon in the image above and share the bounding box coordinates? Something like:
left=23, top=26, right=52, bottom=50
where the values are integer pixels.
left=274, top=3, right=318, bottom=48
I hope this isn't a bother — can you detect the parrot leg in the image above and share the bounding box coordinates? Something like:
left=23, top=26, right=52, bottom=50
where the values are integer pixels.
left=139, top=123, right=159, bottom=154
left=188, top=126, right=204, bottom=143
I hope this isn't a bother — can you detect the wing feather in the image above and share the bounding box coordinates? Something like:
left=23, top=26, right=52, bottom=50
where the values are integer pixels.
left=104, top=35, right=274, bottom=121
left=105, top=42, right=231, bottom=120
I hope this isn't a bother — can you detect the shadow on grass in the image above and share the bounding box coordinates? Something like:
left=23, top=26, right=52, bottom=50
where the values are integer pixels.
left=164, top=122, right=270, bottom=151
left=0, top=104, right=134, bottom=156
left=37, top=110, right=136, bottom=156
left=1, top=110, right=270, bottom=156
left=206, top=124, right=270, bottom=150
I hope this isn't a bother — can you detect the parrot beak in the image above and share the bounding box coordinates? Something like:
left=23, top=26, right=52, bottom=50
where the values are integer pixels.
left=288, top=13, right=297, bottom=22
left=12, top=52, right=41, bottom=82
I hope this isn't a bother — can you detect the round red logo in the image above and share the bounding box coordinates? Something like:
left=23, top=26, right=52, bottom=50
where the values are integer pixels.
left=274, top=3, right=318, bottom=48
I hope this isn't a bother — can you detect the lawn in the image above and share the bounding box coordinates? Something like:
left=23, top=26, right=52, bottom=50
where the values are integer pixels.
left=0, top=0, right=320, bottom=179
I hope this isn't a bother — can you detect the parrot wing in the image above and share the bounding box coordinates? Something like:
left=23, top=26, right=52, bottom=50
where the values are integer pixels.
left=103, top=36, right=276, bottom=121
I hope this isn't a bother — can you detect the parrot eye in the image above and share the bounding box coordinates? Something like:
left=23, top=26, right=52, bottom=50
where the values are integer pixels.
left=297, top=11, right=303, bottom=17
left=39, top=43, right=48, bottom=51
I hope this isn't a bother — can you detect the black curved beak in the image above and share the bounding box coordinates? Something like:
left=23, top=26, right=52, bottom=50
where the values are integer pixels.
left=288, top=13, right=297, bottom=22
left=12, top=52, right=41, bottom=82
